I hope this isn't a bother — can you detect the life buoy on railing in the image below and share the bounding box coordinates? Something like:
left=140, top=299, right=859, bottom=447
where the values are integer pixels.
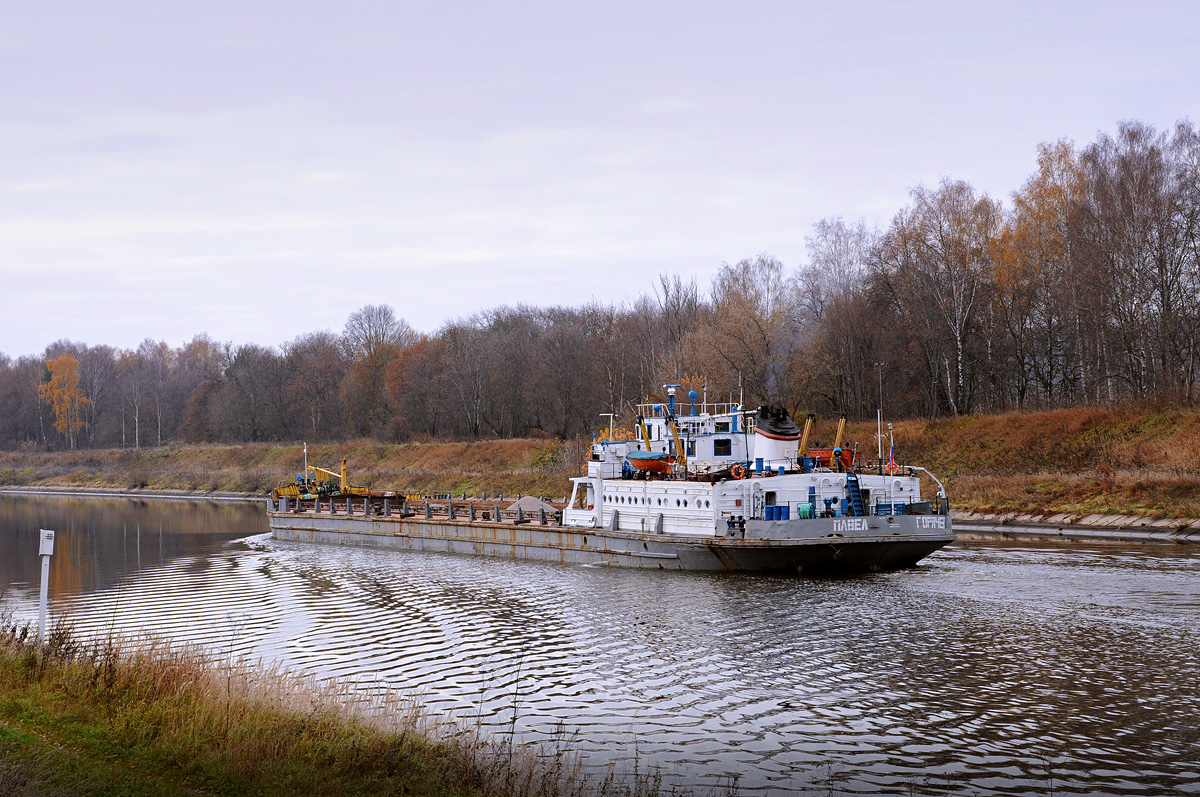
left=885, top=462, right=900, bottom=476
left=730, top=464, right=746, bottom=480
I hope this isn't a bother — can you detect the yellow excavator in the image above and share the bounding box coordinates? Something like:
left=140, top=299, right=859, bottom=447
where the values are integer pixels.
left=271, top=457, right=391, bottom=501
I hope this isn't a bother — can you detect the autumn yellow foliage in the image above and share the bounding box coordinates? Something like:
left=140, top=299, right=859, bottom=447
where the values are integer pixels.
left=39, top=353, right=91, bottom=449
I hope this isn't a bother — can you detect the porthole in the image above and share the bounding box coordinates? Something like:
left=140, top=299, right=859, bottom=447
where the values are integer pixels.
left=683, top=500, right=689, bottom=507
left=676, top=499, right=681, bottom=507
left=705, top=500, right=710, bottom=508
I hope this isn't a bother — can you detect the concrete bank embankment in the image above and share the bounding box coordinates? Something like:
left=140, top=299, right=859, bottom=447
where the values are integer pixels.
left=0, top=485, right=260, bottom=503
left=952, top=510, right=1200, bottom=545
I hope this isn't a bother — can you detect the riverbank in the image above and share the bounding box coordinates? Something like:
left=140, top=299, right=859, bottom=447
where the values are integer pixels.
left=0, top=439, right=578, bottom=499
left=0, top=620, right=661, bottom=797
left=0, top=485, right=259, bottom=502
left=842, top=405, right=1200, bottom=519
left=5, top=405, right=1200, bottom=522
left=952, top=510, right=1200, bottom=545
left=5, top=485, right=1198, bottom=549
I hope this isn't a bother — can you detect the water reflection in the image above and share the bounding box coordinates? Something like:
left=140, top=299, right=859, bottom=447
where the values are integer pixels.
left=1, top=493, right=1198, bottom=795
left=0, top=492, right=264, bottom=598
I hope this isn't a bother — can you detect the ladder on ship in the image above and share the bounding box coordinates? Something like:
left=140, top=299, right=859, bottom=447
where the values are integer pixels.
left=845, top=473, right=865, bottom=517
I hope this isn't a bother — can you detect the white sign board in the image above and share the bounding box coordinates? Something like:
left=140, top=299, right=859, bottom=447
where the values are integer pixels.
left=39, top=529, right=55, bottom=556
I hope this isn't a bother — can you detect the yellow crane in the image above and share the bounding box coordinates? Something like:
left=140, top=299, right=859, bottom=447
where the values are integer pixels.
left=271, top=455, right=390, bottom=500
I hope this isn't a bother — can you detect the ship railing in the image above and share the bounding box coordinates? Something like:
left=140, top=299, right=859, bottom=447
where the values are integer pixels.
left=634, top=401, right=747, bottom=419
left=277, top=494, right=569, bottom=525
left=905, top=466, right=950, bottom=516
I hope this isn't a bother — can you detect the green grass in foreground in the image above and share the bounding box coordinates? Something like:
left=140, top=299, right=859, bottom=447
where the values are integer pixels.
left=0, top=619, right=667, bottom=797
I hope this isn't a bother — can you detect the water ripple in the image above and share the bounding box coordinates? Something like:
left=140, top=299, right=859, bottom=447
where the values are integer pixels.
left=4, top=495, right=1199, bottom=795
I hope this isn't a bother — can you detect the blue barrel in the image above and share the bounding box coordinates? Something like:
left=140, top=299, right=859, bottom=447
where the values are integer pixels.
left=778, top=466, right=785, bottom=476
left=780, top=505, right=789, bottom=521
left=766, top=505, right=776, bottom=521
left=755, top=457, right=764, bottom=474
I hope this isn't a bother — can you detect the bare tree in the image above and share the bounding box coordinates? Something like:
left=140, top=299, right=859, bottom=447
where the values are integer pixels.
left=705, top=254, right=798, bottom=405
left=341, top=304, right=416, bottom=435
left=876, top=180, right=1001, bottom=415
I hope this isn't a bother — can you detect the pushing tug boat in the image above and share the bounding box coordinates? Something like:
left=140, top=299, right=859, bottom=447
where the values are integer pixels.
left=266, top=388, right=954, bottom=573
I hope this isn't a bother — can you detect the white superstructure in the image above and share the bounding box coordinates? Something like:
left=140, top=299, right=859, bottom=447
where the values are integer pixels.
left=564, top=392, right=945, bottom=538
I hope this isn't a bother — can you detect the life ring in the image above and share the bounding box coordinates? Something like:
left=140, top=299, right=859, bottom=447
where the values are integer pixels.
left=885, top=462, right=900, bottom=476
left=730, top=464, right=746, bottom=480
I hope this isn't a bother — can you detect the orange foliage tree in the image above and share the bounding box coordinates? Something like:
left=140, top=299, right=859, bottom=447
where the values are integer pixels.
left=40, top=353, right=92, bottom=449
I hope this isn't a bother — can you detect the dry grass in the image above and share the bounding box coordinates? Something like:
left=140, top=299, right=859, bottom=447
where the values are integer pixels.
left=946, top=472, right=1200, bottom=519
left=9, top=405, right=1200, bottom=518
left=0, top=616, right=676, bottom=797
left=0, top=438, right=575, bottom=499
left=831, top=405, right=1200, bottom=518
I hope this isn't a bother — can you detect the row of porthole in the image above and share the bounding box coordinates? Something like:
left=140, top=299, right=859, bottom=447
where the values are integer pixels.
left=611, top=495, right=711, bottom=509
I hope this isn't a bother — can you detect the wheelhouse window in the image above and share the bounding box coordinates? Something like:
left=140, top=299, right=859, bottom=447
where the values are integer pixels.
left=714, top=438, right=732, bottom=456
left=715, top=421, right=730, bottom=433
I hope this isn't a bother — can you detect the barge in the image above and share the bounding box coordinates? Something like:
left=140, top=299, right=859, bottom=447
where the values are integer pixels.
left=266, top=390, right=954, bottom=573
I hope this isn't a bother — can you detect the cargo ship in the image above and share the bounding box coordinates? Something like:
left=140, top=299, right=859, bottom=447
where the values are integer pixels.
left=266, top=389, right=954, bottom=573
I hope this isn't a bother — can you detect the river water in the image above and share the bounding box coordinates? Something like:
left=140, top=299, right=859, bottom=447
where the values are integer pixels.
left=2, top=492, right=1197, bottom=795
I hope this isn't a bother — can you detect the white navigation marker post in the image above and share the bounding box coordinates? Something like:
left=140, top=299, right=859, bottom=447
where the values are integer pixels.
left=38, top=529, right=55, bottom=644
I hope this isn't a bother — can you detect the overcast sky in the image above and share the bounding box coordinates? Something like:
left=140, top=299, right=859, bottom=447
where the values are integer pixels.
left=2, top=1, right=1198, bottom=358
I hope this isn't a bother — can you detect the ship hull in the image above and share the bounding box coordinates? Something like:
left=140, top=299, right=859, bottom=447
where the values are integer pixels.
left=266, top=510, right=954, bottom=573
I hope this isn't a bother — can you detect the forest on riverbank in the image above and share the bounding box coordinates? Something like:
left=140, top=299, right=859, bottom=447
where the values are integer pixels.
left=4, top=118, right=1200, bottom=454
left=4, top=405, right=1200, bottom=519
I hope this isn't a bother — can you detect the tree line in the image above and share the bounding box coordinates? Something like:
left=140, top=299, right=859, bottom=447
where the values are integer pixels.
left=3, top=118, right=1199, bottom=451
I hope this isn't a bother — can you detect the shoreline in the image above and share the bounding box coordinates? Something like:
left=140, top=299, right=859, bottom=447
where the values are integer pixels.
left=0, top=485, right=260, bottom=503
left=952, top=510, right=1200, bottom=545
left=4, top=485, right=1199, bottom=546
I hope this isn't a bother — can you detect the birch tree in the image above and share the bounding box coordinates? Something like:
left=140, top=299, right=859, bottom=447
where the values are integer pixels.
left=40, top=353, right=91, bottom=449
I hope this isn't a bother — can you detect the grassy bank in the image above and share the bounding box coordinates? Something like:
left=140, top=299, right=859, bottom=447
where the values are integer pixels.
left=3, top=405, right=1200, bottom=519
left=0, top=619, right=661, bottom=797
left=0, top=439, right=584, bottom=500
left=840, top=406, right=1200, bottom=519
